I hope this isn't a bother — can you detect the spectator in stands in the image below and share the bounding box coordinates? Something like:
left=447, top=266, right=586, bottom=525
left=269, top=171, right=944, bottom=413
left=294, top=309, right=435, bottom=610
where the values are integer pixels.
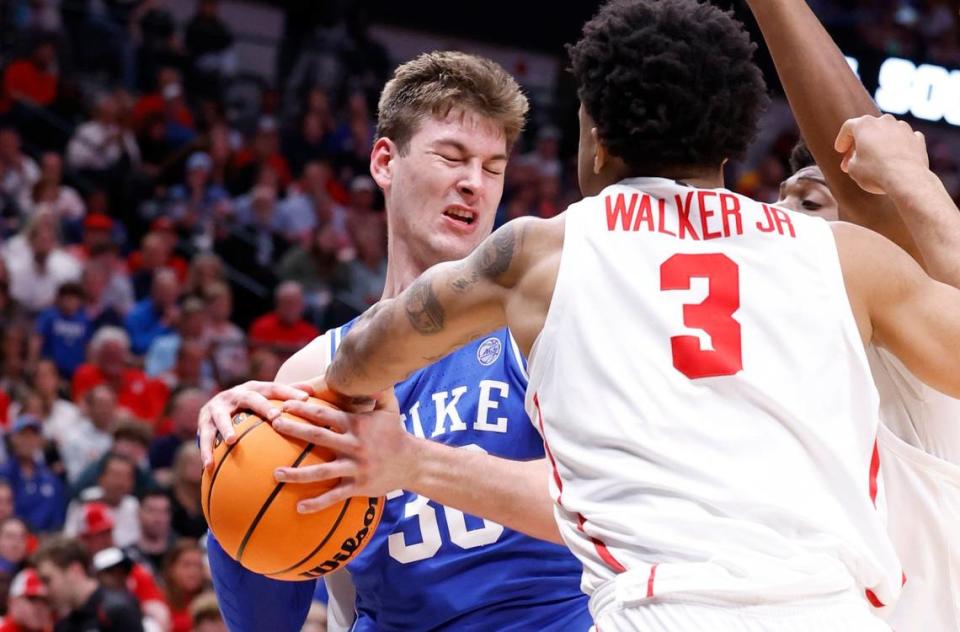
left=278, top=223, right=340, bottom=321
left=149, top=388, right=206, bottom=485
left=168, top=445, right=204, bottom=538
left=125, top=268, right=180, bottom=357
left=521, top=125, right=563, bottom=180
left=67, top=456, right=139, bottom=549
left=0, top=518, right=30, bottom=577
left=17, top=152, right=85, bottom=225
left=91, top=546, right=170, bottom=632
left=33, top=537, right=144, bottom=632
left=167, top=152, right=231, bottom=246
left=276, top=161, right=348, bottom=244
left=191, top=591, right=227, bottom=632
left=71, top=327, right=169, bottom=425
left=80, top=256, right=127, bottom=330
left=4, top=211, right=81, bottom=313
left=146, top=297, right=209, bottom=378
left=345, top=174, right=378, bottom=218
left=65, top=92, right=140, bottom=177
left=1, top=37, right=58, bottom=110
left=159, top=339, right=215, bottom=395
left=0, top=568, right=52, bottom=632
left=71, top=422, right=156, bottom=502
left=184, top=0, right=236, bottom=98
left=132, top=68, right=195, bottom=133
left=0, top=129, right=39, bottom=233
left=33, top=282, right=91, bottom=379
left=283, top=112, right=336, bottom=178
left=202, top=282, right=246, bottom=386
left=58, top=385, right=118, bottom=485
left=163, top=539, right=204, bottom=632
left=228, top=117, right=292, bottom=194
left=246, top=348, right=280, bottom=383
left=67, top=213, right=116, bottom=262
left=184, top=253, right=225, bottom=299
left=248, top=281, right=318, bottom=359
left=25, top=359, right=81, bottom=442
left=332, top=215, right=386, bottom=321
left=131, top=490, right=174, bottom=577
left=0, top=414, right=65, bottom=533
left=129, top=230, right=189, bottom=301
left=332, top=92, right=376, bottom=167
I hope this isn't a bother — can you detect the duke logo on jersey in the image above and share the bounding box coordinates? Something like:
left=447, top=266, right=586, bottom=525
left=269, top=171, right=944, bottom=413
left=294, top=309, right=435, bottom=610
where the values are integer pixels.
left=328, top=322, right=589, bottom=631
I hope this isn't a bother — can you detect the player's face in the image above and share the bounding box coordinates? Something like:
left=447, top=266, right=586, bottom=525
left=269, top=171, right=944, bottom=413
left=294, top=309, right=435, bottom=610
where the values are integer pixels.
left=377, top=108, right=508, bottom=269
left=776, top=166, right=839, bottom=221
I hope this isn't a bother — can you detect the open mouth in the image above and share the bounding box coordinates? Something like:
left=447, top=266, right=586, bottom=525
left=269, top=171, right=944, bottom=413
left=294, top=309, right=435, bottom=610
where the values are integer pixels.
left=443, top=207, right=476, bottom=225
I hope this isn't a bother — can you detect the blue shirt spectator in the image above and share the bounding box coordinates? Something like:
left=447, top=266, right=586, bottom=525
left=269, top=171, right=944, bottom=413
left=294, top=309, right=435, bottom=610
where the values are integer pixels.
left=0, top=415, right=66, bottom=533
left=125, top=268, right=180, bottom=355
left=35, top=282, right=93, bottom=378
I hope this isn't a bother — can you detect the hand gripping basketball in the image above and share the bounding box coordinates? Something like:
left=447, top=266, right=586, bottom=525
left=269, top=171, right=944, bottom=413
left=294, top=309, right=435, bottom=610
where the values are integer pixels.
left=201, top=397, right=385, bottom=581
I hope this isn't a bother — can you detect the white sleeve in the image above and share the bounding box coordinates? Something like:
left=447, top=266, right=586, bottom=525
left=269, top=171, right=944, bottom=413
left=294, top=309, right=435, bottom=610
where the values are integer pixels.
left=324, top=569, right=357, bottom=632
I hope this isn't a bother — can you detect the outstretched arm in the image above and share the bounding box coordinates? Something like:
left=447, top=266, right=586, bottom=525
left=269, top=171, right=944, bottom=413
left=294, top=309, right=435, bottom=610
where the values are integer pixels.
left=834, top=114, right=960, bottom=287
left=746, top=0, right=922, bottom=263
left=326, top=219, right=530, bottom=398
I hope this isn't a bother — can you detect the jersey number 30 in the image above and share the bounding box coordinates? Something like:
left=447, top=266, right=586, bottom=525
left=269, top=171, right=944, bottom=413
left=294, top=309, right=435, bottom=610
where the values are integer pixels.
left=387, top=445, right=504, bottom=564
left=660, top=253, right=743, bottom=379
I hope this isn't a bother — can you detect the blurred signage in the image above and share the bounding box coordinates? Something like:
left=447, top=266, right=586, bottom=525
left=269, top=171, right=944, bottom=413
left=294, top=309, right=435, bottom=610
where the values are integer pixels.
left=847, top=55, right=960, bottom=127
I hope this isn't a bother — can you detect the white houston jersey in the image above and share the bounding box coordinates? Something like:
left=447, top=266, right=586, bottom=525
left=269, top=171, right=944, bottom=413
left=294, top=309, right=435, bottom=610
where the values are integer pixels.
left=525, top=177, right=902, bottom=608
left=868, top=347, right=960, bottom=631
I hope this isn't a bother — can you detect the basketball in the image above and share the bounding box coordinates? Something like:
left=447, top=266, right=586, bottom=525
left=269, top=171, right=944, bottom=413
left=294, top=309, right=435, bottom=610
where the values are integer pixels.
left=201, top=398, right=383, bottom=581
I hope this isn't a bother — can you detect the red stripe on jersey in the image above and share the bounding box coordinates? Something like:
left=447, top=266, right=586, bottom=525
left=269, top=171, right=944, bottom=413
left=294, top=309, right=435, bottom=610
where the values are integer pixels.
left=647, top=563, right=659, bottom=598
left=533, top=393, right=564, bottom=504
left=869, top=437, right=880, bottom=506
left=577, top=513, right=628, bottom=574
left=534, top=393, right=626, bottom=574
left=865, top=588, right=885, bottom=608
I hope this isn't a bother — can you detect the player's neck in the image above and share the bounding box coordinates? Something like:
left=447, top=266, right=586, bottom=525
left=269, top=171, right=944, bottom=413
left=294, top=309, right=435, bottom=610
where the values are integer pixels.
left=644, top=164, right=725, bottom=189
left=381, top=245, right=428, bottom=300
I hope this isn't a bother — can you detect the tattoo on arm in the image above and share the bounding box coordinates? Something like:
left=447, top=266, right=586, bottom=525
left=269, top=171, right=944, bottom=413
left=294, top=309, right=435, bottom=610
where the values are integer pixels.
left=405, top=274, right=445, bottom=334
left=450, top=221, right=522, bottom=293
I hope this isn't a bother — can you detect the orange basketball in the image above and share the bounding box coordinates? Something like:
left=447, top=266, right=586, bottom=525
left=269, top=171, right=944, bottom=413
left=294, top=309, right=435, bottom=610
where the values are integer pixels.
left=201, top=398, right=383, bottom=581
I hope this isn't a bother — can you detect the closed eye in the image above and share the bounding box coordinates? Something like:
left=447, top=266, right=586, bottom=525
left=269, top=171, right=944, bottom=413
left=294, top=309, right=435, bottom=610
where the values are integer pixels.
left=801, top=200, right=822, bottom=211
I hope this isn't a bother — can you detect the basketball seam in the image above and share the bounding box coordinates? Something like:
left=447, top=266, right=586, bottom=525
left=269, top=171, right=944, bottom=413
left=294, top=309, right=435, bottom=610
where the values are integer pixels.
left=235, top=444, right=316, bottom=562
left=264, top=497, right=353, bottom=577
left=206, top=418, right=266, bottom=520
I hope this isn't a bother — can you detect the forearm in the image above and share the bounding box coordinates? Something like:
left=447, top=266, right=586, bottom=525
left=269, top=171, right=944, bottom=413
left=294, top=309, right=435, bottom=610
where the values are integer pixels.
left=406, top=438, right=562, bottom=544
left=747, top=0, right=921, bottom=260
left=884, top=169, right=960, bottom=287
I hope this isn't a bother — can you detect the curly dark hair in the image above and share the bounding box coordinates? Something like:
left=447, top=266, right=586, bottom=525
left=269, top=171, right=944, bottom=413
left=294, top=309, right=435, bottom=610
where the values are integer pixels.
left=568, top=0, right=769, bottom=173
left=788, top=139, right=816, bottom=173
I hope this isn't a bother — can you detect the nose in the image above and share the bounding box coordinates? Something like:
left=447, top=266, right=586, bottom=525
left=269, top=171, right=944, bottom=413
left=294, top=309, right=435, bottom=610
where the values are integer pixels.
left=456, top=160, right=484, bottom=201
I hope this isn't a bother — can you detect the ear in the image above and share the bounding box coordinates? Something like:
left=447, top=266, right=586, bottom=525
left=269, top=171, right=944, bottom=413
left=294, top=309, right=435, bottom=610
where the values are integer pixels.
left=370, top=137, right=395, bottom=191
left=591, top=127, right=606, bottom=175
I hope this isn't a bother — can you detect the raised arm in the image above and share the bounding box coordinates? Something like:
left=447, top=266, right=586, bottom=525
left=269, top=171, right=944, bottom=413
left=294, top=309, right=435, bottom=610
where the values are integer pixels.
left=326, top=219, right=532, bottom=398
left=746, top=0, right=922, bottom=262
left=835, top=115, right=960, bottom=287
left=836, top=221, right=960, bottom=399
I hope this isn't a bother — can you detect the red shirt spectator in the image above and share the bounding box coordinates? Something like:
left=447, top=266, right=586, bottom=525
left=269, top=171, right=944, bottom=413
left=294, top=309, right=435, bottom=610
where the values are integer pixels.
left=248, top=281, right=318, bottom=357
left=71, top=328, right=169, bottom=426
left=0, top=568, right=51, bottom=632
left=2, top=40, right=57, bottom=109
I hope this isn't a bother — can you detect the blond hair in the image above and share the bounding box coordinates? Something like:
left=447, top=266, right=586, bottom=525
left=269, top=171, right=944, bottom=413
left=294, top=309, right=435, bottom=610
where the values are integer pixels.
left=377, top=51, right=528, bottom=152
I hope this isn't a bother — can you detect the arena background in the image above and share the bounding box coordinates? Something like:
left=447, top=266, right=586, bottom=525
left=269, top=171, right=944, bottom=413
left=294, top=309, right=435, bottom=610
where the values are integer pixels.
left=0, top=1, right=958, bottom=630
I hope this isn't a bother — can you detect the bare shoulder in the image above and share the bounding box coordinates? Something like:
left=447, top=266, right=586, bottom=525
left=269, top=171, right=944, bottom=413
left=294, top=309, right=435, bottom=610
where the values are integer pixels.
left=275, top=333, right=331, bottom=383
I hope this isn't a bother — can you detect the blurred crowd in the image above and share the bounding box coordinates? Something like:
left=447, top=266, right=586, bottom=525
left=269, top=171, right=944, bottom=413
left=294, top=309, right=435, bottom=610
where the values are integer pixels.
left=0, top=0, right=956, bottom=630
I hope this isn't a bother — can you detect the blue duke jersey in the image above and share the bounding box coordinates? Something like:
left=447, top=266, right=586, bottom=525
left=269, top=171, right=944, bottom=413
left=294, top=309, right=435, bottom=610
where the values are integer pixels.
left=208, top=325, right=589, bottom=632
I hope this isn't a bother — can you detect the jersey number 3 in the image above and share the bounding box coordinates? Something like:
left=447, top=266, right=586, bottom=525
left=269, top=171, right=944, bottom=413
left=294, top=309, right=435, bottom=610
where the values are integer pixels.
left=660, top=253, right=743, bottom=379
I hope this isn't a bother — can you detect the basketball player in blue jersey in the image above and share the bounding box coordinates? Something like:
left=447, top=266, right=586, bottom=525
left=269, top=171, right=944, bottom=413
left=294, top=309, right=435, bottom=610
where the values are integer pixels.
left=198, top=52, right=591, bottom=631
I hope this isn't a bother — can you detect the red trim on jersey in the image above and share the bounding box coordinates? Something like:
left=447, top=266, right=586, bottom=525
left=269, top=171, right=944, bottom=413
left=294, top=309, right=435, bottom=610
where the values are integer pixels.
left=576, top=513, right=628, bottom=574
left=646, top=563, right=659, bottom=598
left=869, top=437, right=880, bottom=506
left=865, top=588, right=885, bottom=608
left=534, top=393, right=627, bottom=575
left=532, top=393, right=564, bottom=505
